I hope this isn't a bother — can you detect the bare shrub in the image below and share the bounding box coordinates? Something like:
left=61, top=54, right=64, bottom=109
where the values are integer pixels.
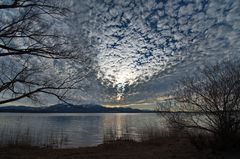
left=158, top=60, right=240, bottom=151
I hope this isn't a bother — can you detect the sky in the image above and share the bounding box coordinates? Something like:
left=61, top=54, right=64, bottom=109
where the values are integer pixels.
left=2, top=0, right=240, bottom=108
left=67, top=0, right=240, bottom=107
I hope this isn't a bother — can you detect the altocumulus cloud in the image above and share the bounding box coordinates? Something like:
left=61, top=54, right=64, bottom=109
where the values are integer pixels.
left=69, top=0, right=240, bottom=104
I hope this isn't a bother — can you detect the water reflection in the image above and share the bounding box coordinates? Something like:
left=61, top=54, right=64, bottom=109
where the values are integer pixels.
left=0, top=113, right=161, bottom=148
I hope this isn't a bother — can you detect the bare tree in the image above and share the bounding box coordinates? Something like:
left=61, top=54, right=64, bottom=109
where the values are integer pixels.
left=162, top=60, right=240, bottom=149
left=0, top=0, right=90, bottom=104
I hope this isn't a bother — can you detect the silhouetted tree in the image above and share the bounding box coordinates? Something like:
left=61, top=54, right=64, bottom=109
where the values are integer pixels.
left=0, top=0, right=90, bottom=104
left=162, top=60, right=240, bottom=150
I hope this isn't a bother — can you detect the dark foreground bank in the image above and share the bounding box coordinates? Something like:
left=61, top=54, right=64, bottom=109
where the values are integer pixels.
left=0, top=137, right=239, bottom=159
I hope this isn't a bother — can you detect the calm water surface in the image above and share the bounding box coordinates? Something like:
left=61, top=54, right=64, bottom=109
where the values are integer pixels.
left=0, top=113, right=164, bottom=148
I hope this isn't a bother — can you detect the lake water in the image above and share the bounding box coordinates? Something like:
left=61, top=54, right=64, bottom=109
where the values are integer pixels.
left=0, top=113, right=164, bottom=148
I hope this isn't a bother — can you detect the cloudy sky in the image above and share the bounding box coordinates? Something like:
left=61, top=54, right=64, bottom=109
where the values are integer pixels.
left=4, top=0, right=240, bottom=108
left=66, top=0, right=240, bottom=107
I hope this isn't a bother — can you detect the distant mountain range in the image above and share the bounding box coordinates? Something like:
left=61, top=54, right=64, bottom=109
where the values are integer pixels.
left=0, top=104, right=154, bottom=113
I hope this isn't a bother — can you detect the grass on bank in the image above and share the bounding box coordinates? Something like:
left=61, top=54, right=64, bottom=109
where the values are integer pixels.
left=0, top=127, right=68, bottom=148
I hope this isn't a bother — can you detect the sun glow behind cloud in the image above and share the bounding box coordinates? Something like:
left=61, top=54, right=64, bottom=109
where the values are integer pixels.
left=97, top=48, right=168, bottom=100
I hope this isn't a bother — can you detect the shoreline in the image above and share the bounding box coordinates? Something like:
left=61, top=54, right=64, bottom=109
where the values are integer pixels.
left=0, top=137, right=237, bottom=159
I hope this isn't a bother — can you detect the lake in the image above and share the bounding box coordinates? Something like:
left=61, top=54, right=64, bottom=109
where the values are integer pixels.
left=0, top=113, right=165, bottom=148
